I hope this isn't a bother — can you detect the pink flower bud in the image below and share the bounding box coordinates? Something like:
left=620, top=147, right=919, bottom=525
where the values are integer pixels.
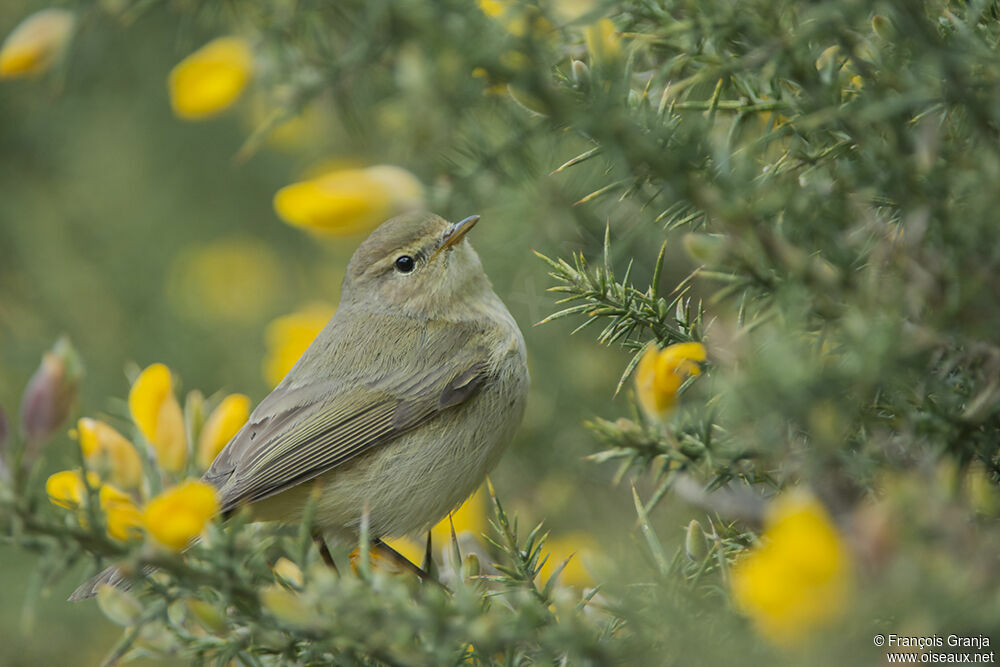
left=19, top=337, right=83, bottom=458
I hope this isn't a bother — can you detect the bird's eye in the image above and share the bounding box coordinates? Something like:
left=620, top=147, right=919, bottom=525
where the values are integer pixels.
left=394, top=255, right=415, bottom=273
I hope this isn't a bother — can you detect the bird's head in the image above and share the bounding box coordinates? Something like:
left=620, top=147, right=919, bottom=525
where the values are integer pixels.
left=341, top=211, right=492, bottom=320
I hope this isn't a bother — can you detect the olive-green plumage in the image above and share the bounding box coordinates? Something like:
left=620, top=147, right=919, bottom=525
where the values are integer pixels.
left=71, top=211, right=529, bottom=601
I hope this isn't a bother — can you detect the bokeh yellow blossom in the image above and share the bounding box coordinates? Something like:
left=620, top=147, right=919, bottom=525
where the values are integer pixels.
left=196, top=394, right=250, bottom=470
left=168, top=36, right=253, bottom=120
left=634, top=342, right=706, bottom=417
left=538, top=531, right=600, bottom=588
left=46, top=469, right=101, bottom=509
left=477, top=0, right=553, bottom=40
left=167, top=239, right=281, bottom=324
left=129, top=363, right=187, bottom=473
left=273, top=165, right=425, bottom=236
left=99, top=485, right=144, bottom=541
left=731, top=491, right=852, bottom=645
left=0, top=8, right=75, bottom=79
left=143, top=480, right=219, bottom=550
left=815, top=45, right=863, bottom=99
left=584, top=18, right=621, bottom=66
left=263, top=304, right=336, bottom=386
left=272, top=557, right=305, bottom=588
left=75, top=418, right=144, bottom=490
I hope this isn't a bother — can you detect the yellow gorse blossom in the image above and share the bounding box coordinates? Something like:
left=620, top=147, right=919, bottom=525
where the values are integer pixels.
left=584, top=18, right=621, bottom=66
left=75, top=418, right=144, bottom=490
left=0, top=8, right=75, bottom=79
left=731, top=491, right=852, bottom=645
left=129, top=363, right=187, bottom=473
left=46, top=469, right=102, bottom=509
left=168, top=36, right=253, bottom=120
left=46, top=471, right=143, bottom=541
left=815, top=45, right=864, bottom=99
left=263, top=304, right=337, bottom=387
left=99, top=485, right=144, bottom=541
left=143, top=479, right=219, bottom=550
left=634, top=342, right=706, bottom=417
left=196, top=393, right=250, bottom=470
left=273, top=165, right=425, bottom=237
left=477, top=0, right=554, bottom=40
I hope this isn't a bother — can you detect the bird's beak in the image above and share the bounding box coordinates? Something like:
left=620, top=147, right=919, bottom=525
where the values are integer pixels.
left=433, top=215, right=480, bottom=258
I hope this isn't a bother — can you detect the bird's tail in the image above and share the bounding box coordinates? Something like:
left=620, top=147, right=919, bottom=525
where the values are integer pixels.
left=68, top=564, right=135, bottom=602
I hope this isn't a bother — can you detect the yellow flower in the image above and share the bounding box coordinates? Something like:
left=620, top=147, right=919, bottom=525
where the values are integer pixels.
left=168, top=36, right=252, bottom=120
left=634, top=342, right=706, bottom=417
left=263, top=304, right=337, bottom=387
left=731, top=491, right=852, bottom=645
left=143, top=480, right=219, bottom=550
left=584, top=18, right=622, bottom=66
left=272, top=557, right=304, bottom=588
left=75, top=418, right=144, bottom=489
left=538, top=532, right=600, bottom=588
left=273, top=165, right=425, bottom=236
left=46, top=469, right=101, bottom=509
left=477, top=0, right=506, bottom=19
left=46, top=471, right=143, bottom=541
left=99, top=485, right=144, bottom=541
left=129, top=363, right=187, bottom=473
left=0, top=8, right=75, bottom=79
left=167, top=239, right=281, bottom=324
left=477, top=0, right=553, bottom=40
left=196, top=394, right=250, bottom=470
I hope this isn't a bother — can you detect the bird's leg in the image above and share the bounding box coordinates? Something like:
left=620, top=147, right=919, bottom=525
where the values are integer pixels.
left=312, top=531, right=339, bottom=574
left=372, top=538, right=448, bottom=591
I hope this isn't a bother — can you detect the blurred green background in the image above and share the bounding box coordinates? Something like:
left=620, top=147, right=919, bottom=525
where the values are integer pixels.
left=0, top=1, right=656, bottom=662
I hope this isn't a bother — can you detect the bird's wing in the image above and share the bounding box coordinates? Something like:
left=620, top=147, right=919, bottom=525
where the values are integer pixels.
left=203, top=353, right=489, bottom=514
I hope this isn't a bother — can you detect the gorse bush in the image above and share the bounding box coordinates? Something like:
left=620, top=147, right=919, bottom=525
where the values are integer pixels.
left=2, top=0, right=1000, bottom=664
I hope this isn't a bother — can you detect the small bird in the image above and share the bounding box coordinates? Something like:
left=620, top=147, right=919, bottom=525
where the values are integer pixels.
left=71, top=211, right=529, bottom=600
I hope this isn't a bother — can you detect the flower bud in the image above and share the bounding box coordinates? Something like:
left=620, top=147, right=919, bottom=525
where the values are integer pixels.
left=571, top=59, right=590, bottom=88
left=20, top=337, right=82, bottom=455
left=260, top=585, right=316, bottom=630
left=272, top=556, right=305, bottom=588
left=0, top=8, right=75, bottom=79
left=461, top=553, right=481, bottom=580
left=682, top=233, right=726, bottom=265
left=186, top=598, right=227, bottom=634
left=684, top=519, right=708, bottom=561
left=96, top=584, right=143, bottom=626
left=871, top=15, right=894, bottom=41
